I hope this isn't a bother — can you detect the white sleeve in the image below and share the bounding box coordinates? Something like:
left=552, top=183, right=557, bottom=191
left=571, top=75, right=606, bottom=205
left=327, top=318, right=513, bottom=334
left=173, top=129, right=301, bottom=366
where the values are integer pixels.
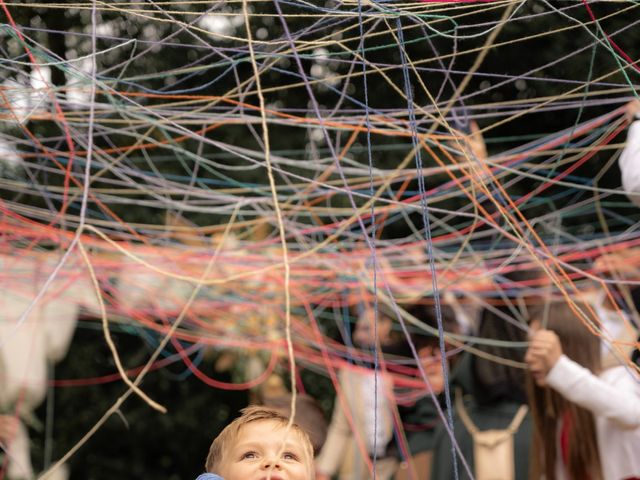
left=545, top=355, right=640, bottom=429
left=619, top=120, right=640, bottom=206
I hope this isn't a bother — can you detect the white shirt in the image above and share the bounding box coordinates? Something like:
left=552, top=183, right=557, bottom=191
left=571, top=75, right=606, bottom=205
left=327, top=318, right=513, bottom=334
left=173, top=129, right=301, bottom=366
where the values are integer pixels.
left=591, top=290, right=637, bottom=368
left=546, top=355, right=640, bottom=480
left=360, top=370, right=392, bottom=457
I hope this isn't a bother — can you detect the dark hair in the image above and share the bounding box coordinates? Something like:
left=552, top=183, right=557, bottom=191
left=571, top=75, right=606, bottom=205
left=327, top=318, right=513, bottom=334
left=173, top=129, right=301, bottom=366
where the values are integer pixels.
left=468, top=264, right=548, bottom=405
left=405, top=300, right=457, bottom=349
left=527, top=302, right=602, bottom=480
left=471, top=306, right=529, bottom=405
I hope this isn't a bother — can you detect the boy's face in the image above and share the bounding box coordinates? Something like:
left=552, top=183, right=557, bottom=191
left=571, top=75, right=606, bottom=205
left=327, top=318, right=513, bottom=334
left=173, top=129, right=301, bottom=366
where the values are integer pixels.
left=218, top=419, right=313, bottom=480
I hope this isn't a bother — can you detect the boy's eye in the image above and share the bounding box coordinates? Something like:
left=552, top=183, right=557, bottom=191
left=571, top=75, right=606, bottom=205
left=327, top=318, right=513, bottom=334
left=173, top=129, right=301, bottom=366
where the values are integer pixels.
left=241, top=451, right=257, bottom=460
left=283, top=452, right=299, bottom=461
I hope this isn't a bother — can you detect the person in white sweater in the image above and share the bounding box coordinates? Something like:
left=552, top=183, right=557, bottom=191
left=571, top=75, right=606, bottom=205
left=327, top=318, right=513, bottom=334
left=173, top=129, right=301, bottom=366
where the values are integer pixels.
left=620, top=99, right=640, bottom=207
left=525, top=301, right=640, bottom=480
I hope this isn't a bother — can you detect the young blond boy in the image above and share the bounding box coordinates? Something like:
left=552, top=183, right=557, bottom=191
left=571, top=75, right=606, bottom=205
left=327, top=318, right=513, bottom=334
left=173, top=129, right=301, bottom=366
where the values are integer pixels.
left=202, top=405, right=315, bottom=480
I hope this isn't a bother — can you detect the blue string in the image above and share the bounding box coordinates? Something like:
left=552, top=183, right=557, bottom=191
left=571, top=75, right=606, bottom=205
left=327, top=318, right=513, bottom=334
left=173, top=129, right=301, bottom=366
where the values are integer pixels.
left=137, top=327, right=205, bottom=380
left=120, top=62, right=239, bottom=95
left=356, top=0, right=381, bottom=476
left=395, top=16, right=459, bottom=480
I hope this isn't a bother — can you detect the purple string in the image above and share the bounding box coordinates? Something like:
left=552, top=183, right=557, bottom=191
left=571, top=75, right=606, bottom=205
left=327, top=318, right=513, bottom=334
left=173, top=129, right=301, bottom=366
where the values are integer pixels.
left=395, top=15, right=460, bottom=480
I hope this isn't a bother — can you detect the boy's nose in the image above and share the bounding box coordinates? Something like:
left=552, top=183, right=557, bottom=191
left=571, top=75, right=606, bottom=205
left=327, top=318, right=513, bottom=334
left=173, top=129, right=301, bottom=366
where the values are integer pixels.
left=261, top=455, right=282, bottom=470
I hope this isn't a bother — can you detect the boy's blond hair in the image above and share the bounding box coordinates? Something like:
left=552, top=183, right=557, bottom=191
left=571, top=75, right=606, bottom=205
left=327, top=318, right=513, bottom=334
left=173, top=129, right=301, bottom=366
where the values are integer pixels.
left=205, top=405, right=314, bottom=474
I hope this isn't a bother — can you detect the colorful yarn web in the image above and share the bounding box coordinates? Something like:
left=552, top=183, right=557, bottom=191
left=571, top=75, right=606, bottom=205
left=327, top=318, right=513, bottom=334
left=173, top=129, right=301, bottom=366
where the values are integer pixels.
left=0, top=0, right=639, bottom=478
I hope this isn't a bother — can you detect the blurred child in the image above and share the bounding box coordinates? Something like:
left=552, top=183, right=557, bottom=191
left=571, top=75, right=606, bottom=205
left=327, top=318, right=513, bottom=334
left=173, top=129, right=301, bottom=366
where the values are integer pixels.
left=315, top=303, right=399, bottom=480
left=525, top=301, right=640, bottom=480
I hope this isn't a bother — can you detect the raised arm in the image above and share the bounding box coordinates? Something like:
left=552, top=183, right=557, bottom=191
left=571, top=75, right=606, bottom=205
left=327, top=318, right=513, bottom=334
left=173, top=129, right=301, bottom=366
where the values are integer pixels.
left=526, top=330, right=640, bottom=429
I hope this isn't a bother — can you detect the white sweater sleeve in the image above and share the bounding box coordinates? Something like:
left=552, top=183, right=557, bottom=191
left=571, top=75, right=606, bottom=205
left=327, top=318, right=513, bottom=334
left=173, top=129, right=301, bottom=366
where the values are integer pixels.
left=620, top=119, right=640, bottom=206
left=545, top=355, right=640, bottom=429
